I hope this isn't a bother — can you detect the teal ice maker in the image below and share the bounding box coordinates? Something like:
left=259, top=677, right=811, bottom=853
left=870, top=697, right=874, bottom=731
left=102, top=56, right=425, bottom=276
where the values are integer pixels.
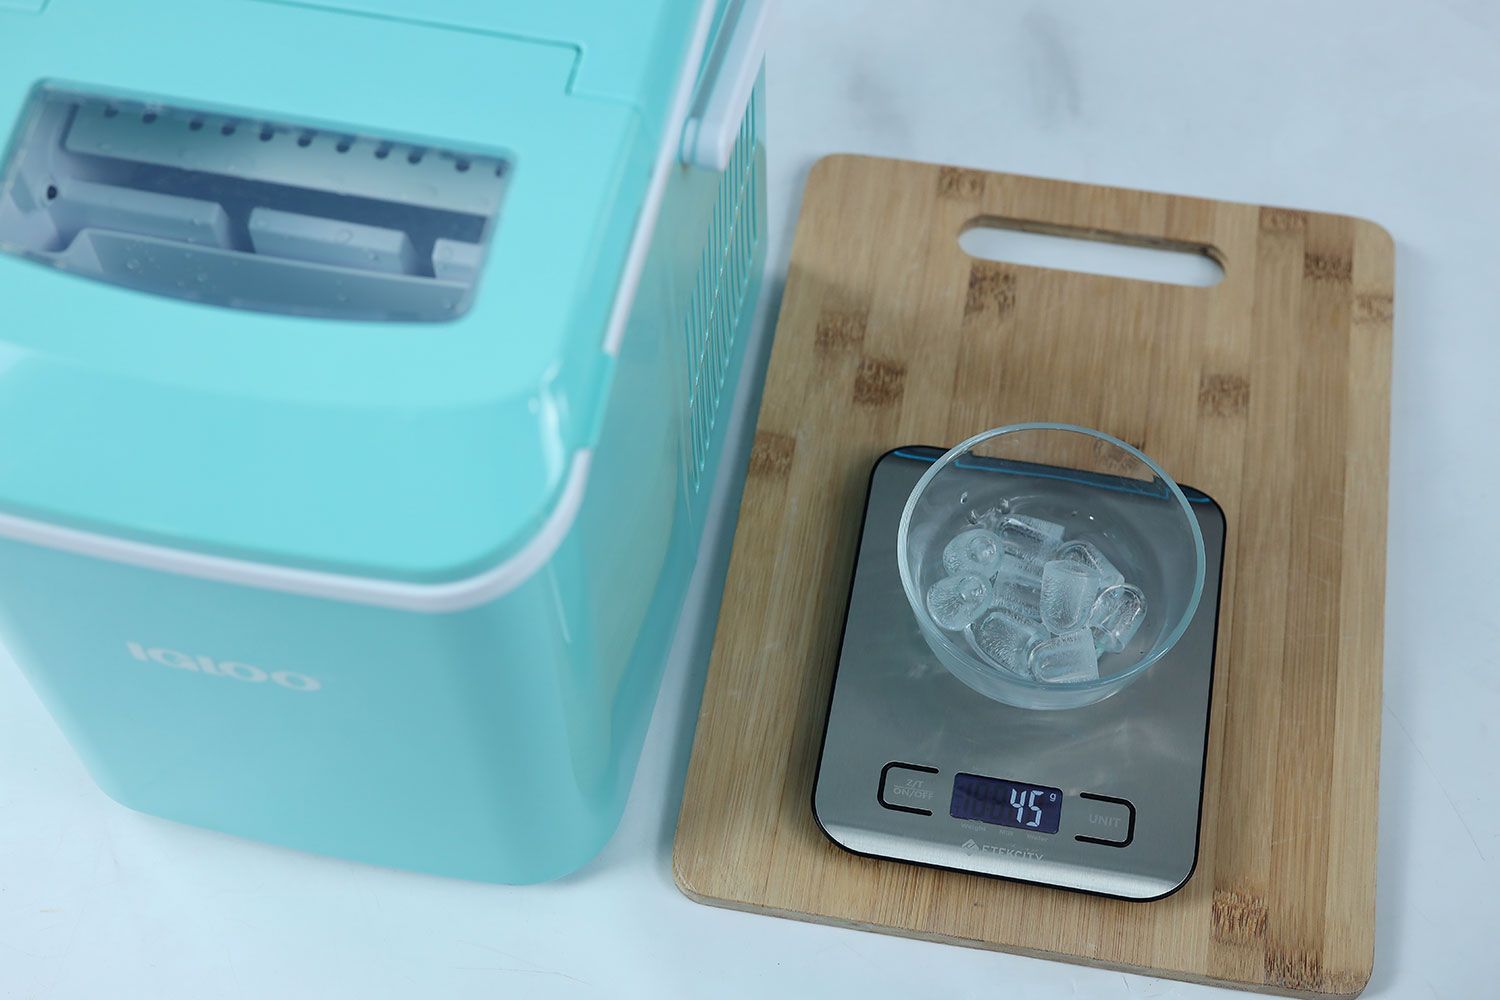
left=0, top=0, right=770, bottom=882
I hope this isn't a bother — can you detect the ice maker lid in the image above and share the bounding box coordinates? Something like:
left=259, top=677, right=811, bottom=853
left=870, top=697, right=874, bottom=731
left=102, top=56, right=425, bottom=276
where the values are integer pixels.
left=0, top=0, right=715, bottom=587
left=242, top=0, right=713, bottom=121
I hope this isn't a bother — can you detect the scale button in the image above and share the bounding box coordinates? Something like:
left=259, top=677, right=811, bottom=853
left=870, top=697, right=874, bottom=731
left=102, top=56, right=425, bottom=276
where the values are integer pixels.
left=1074, top=793, right=1136, bottom=847
left=878, top=762, right=940, bottom=815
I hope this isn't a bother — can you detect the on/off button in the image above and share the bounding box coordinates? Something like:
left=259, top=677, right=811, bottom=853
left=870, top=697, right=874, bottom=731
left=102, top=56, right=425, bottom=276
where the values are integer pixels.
left=878, top=762, right=940, bottom=815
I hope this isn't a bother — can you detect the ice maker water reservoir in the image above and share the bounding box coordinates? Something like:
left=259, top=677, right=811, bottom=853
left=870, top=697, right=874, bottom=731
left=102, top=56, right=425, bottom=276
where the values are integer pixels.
left=0, top=89, right=508, bottom=320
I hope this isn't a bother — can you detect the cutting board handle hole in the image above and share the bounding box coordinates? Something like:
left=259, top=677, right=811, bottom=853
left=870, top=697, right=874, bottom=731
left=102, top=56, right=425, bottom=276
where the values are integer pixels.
left=959, top=218, right=1225, bottom=287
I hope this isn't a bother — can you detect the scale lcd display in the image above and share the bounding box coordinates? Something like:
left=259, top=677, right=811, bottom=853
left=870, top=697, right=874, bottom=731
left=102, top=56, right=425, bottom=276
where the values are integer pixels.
left=950, top=773, right=1063, bottom=834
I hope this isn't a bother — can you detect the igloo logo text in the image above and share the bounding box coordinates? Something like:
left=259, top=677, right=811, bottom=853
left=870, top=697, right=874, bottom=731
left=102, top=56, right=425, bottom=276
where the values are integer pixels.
left=125, top=642, right=322, bottom=693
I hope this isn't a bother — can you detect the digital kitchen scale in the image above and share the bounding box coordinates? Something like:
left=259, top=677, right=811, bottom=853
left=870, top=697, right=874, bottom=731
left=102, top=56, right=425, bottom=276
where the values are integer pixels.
left=813, top=447, right=1226, bottom=901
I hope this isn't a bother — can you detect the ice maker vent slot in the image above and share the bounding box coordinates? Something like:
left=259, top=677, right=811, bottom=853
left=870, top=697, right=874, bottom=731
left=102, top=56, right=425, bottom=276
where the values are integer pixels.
left=685, top=86, right=760, bottom=492
left=0, top=88, right=510, bottom=322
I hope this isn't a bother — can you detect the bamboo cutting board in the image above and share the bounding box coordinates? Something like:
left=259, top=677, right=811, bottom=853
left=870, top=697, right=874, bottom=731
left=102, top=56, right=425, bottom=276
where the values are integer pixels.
left=673, top=156, right=1392, bottom=997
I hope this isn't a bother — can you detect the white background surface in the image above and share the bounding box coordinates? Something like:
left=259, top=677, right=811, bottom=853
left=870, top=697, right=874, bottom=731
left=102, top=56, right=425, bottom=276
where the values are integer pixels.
left=3, top=2, right=1498, bottom=997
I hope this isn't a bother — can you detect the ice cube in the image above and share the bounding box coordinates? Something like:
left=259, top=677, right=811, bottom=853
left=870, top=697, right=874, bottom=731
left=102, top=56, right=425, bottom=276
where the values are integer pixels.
left=1011, top=552, right=1050, bottom=586
left=1090, top=584, right=1147, bottom=653
left=991, top=548, right=1040, bottom=587
left=926, top=573, right=991, bottom=631
left=991, top=575, right=1043, bottom=624
left=997, top=514, right=1065, bottom=576
left=942, top=528, right=1003, bottom=576
left=1029, top=628, right=1100, bottom=683
left=1040, top=559, right=1102, bottom=633
left=967, top=607, right=1046, bottom=676
left=1055, top=539, right=1125, bottom=591
left=968, top=503, right=1011, bottom=532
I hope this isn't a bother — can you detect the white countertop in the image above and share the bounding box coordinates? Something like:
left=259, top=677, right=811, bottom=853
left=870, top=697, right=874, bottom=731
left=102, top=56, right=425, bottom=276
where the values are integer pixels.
left=3, top=2, right=1498, bottom=997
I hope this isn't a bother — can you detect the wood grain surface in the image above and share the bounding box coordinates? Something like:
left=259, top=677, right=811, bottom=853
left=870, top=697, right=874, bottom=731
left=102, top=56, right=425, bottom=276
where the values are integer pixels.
left=673, top=155, right=1392, bottom=998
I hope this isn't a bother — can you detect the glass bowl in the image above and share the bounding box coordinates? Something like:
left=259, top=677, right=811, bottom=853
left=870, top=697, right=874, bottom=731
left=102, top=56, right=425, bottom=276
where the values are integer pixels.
left=897, top=423, right=1206, bottom=710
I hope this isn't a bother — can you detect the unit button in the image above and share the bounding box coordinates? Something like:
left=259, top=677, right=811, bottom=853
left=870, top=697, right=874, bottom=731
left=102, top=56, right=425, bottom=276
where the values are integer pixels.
left=1075, top=792, right=1136, bottom=847
left=878, top=762, right=940, bottom=815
